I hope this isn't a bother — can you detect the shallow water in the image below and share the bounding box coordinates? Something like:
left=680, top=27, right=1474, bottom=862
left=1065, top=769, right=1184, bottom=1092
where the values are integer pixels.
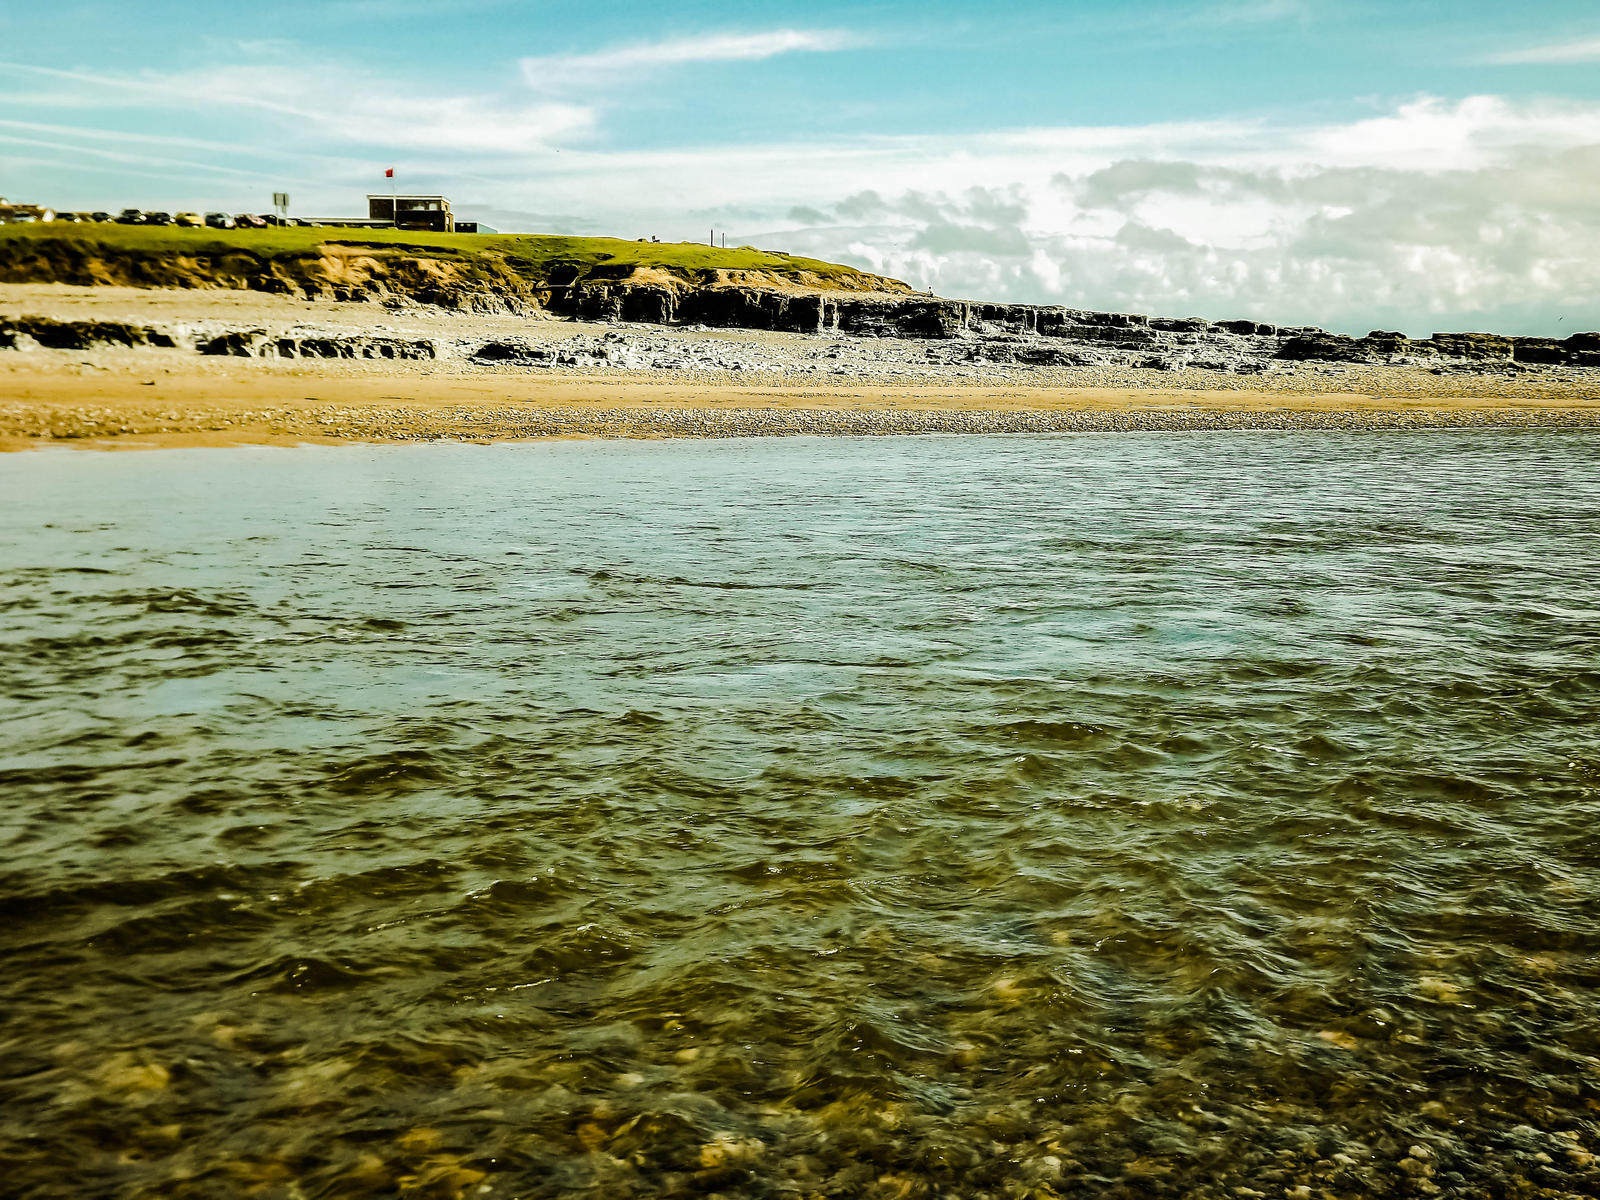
left=2, top=433, right=1599, bottom=1199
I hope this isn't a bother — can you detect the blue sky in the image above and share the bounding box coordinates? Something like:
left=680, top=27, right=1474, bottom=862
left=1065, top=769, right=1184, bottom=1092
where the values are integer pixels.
left=4, top=0, right=1599, bottom=334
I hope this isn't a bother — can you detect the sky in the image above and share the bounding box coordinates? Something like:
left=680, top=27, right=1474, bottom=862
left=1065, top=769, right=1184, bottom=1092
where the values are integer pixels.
left=3, top=0, right=1599, bottom=335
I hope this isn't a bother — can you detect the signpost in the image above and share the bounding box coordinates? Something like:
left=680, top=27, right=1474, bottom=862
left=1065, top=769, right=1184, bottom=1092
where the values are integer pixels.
left=272, top=192, right=289, bottom=222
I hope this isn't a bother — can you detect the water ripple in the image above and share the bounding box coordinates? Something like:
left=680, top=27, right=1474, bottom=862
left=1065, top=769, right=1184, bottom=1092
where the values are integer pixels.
left=1, top=432, right=1598, bottom=1198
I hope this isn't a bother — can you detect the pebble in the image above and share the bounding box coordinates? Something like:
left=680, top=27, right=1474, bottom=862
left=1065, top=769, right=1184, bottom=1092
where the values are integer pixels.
left=9, top=397, right=1599, bottom=445
left=95, top=1053, right=170, bottom=1096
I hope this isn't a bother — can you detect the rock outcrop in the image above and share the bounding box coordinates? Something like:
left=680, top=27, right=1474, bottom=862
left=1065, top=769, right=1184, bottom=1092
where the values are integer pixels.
left=1272, top=328, right=1600, bottom=368
left=3, top=297, right=1595, bottom=378
left=539, top=284, right=1600, bottom=370
left=0, top=315, right=184, bottom=350
left=197, top=328, right=435, bottom=359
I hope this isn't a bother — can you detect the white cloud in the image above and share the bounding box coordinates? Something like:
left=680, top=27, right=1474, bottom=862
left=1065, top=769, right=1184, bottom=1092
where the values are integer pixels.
left=1303, top=94, right=1600, bottom=170
left=0, top=117, right=287, bottom=158
left=0, top=132, right=269, bottom=181
left=520, top=29, right=867, bottom=90
left=323, top=0, right=515, bottom=17
left=748, top=117, right=1600, bottom=334
left=1486, top=36, right=1600, bottom=65
left=0, top=59, right=594, bottom=153
left=1, top=29, right=867, bottom=151
left=1192, top=0, right=1311, bottom=25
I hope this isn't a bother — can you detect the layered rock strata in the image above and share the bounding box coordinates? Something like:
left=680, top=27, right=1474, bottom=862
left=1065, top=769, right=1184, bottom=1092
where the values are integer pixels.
left=197, top=329, right=436, bottom=360
left=550, top=285, right=1600, bottom=368
left=0, top=317, right=434, bottom=360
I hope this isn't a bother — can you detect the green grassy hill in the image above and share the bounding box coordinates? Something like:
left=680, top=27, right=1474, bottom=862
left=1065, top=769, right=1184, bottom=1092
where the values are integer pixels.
left=0, top=223, right=909, bottom=305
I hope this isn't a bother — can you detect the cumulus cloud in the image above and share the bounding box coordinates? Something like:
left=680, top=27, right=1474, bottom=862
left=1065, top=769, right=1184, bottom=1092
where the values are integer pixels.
left=1301, top=94, right=1600, bottom=171
left=760, top=100, right=1600, bottom=335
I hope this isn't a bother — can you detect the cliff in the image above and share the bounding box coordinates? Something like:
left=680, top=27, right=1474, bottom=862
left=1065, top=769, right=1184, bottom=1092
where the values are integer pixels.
left=556, top=283, right=1600, bottom=370
left=0, top=225, right=910, bottom=313
left=2, top=224, right=1595, bottom=371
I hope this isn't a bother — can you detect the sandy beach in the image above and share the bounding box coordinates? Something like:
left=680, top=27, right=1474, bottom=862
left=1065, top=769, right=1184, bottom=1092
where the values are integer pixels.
left=4, top=284, right=1599, bottom=451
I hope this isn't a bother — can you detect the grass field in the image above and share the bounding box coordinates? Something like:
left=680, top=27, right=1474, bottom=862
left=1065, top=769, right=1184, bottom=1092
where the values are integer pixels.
left=0, top=223, right=901, bottom=291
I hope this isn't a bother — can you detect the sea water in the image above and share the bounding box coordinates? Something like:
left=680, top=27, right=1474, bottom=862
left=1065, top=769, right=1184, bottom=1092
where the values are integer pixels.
left=2, top=433, right=1598, bottom=1198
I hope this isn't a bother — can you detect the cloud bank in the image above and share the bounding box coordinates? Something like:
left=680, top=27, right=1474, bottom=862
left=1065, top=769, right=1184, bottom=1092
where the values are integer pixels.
left=4, top=37, right=1599, bottom=335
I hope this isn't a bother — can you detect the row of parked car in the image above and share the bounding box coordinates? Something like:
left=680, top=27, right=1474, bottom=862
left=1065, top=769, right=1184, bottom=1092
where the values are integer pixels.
left=50, top=210, right=325, bottom=229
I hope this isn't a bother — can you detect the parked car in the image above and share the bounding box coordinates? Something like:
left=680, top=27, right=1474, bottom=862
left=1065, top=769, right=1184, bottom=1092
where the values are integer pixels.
left=90, top=212, right=112, bottom=223
left=174, top=212, right=203, bottom=228
left=116, top=208, right=144, bottom=224
left=204, top=212, right=235, bottom=229
left=232, top=213, right=266, bottom=228
left=143, top=211, right=174, bottom=226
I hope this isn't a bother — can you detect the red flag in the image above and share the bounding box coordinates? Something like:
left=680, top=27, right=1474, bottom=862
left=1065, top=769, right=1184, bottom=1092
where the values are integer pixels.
left=385, top=168, right=394, bottom=178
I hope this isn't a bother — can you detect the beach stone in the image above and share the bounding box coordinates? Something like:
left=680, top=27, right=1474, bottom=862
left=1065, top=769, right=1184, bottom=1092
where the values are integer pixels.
left=95, top=1053, right=171, bottom=1096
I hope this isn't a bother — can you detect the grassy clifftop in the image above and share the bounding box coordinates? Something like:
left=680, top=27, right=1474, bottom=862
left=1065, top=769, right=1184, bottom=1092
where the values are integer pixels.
left=0, top=224, right=910, bottom=308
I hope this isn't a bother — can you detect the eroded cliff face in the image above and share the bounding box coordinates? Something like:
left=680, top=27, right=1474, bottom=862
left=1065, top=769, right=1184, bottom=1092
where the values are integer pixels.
left=550, top=282, right=1600, bottom=369
left=0, top=241, right=542, bottom=313
left=0, top=239, right=908, bottom=315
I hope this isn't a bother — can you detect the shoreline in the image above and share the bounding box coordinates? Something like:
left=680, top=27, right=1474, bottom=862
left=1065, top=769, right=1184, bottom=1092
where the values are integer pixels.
left=8, top=389, right=1598, bottom=453
left=5, top=284, right=1599, bottom=450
